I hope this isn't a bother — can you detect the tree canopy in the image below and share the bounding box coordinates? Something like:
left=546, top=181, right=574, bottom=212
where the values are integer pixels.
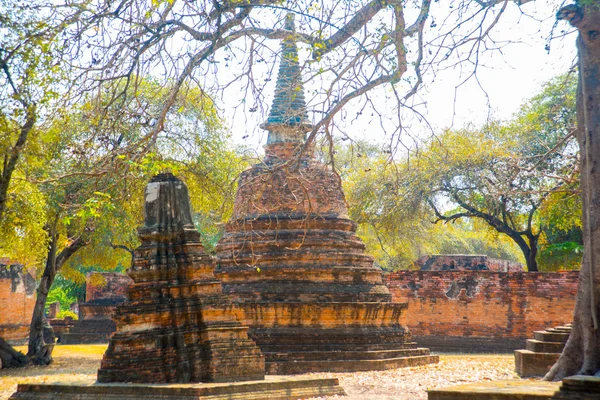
left=341, top=73, right=579, bottom=272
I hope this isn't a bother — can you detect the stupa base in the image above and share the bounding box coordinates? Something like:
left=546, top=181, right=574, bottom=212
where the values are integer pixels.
left=9, top=376, right=345, bottom=400
left=235, top=301, right=439, bottom=374
left=267, top=353, right=438, bottom=374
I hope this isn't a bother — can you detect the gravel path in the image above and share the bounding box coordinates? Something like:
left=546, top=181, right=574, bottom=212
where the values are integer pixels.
left=1, top=347, right=521, bottom=400
left=304, top=354, right=520, bottom=400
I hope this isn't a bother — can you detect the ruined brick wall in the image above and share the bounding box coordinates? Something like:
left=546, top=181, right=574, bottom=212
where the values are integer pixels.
left=0, top=263, right=36, bottom=343
left=414, top=254, right=524, bottom=272
left=85, top=272, right=132, bottom=304
left=385, top=271, right=579, bottom=351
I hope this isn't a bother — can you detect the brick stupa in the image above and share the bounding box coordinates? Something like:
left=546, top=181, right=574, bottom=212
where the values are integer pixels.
left=97, top=173, right=265, bottom=383
left=215, top=14, right=438, bottom=374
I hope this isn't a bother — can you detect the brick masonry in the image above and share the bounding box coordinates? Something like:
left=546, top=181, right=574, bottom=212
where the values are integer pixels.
left=385, top=271, right=579, bottom=352
left=414, top=254, right=524, bottom=272
left=79, top=272, right=132, bottom=322
left=0, top=263, right=36, bottom=344
left=59, top=272, right=133, bottom=344
left=85, top=272, right=131, bottom=304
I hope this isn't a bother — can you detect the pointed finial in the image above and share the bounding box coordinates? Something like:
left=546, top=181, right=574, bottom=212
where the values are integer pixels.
left=261, top=13, right=312, bottom=138
left=284, top=13, right=295, bottom=31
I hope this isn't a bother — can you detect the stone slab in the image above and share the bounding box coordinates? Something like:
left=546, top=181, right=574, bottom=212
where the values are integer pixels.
left=9, top=376, right=345, bottom=400
left=266, top=354, right=439, bottom=374
left=534, top=332, right=570, bottom=343
left=427, top=379, right=560, bottom=400
left=555, top=375, right=600, bottom=399
left=526, top=340, right=565, bottom=353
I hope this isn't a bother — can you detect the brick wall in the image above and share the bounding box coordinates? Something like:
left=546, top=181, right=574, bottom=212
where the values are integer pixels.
left=385, top=271, right=579, bottom=352
left=85, top=272, right=132, bottom=304
left=414, top=254, right=524, bottom=272
left=0, top=264, right=36, bottom=344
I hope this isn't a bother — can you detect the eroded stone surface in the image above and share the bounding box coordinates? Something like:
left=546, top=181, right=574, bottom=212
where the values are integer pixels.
left=97, top=173, right=264, bottom=384
left=428, top=375, right=600, bottom=400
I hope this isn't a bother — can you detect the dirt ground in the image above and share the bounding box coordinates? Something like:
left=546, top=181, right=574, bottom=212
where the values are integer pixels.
left=0, top=345, right=523, bottom=400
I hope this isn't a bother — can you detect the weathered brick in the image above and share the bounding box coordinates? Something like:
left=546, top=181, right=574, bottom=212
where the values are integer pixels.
left=0, top=263, right=36, bottom=344
left=385, top=271, right=578, bottom=351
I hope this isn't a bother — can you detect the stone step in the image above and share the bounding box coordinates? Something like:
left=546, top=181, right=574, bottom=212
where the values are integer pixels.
left=9, top=376, right=346, bottom=400
left=548, top=327, right=572, bottom=333
left=526, top=339, right=566, bottom=353
left=260, top=342, right=419, bottom=352
left=427, top=379, right=560, bottom=400
left=266, top=347, right=432, bottom=362
left=266, top=354, right=439, bottom=374
left=555, top=375, right=600, bottom=399
left=514, top=349, right=560, bottom=378
left=534, top=331, right=570, bottom=343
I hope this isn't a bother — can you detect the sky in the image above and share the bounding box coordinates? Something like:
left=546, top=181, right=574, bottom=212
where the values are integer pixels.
left=217, top=0, right=577, bottom=153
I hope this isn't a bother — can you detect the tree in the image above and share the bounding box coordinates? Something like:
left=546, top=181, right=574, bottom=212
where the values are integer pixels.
left=0, top=0, right=84, bottom=221
left=340, top=74, right=578, bottom=272
left=338, top=140, right=523, bottom=270
left=18, top=78, right=240, bottom=365
left=546, top=1, right=600, bottom=380
left=0, top=4, right=88, bottom=363
left=412, top=74, right=577, bottom=272
left=60, top=0, right=539, bottom=166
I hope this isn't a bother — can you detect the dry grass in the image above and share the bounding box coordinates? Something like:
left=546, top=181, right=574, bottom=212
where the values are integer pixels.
left=0, top=345, right=106, bottom=400
left=0, top=346, right=520, bottom=400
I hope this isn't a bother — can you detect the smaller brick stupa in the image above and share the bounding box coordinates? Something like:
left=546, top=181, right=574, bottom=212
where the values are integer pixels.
left=215, top=14, right=437, bottom=374
left=97, top=173, right=265, bottom=383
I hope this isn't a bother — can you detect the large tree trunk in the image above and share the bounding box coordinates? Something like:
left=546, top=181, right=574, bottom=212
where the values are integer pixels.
left=522, top=242, right=538, bottom=272
left=545, top=2, right=600, bottom=381
left=0, top=337, right=28, bottom=369
left=27, top=230, right=58, bottom=365
left=27, top=231, right=87, bottom=365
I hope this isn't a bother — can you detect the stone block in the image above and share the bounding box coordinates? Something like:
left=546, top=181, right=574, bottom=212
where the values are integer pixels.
left=526, top=339, right=565, bottom=353
left=515, top=350, right=560, bottom=378
left=534, top=331, right=570, bottom=343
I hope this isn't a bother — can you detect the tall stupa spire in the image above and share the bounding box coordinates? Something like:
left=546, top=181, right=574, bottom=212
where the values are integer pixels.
left=261, top=14, right=313, bottom=148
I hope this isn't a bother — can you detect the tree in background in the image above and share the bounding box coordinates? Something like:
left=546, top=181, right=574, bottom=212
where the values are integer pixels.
left=341, top=74, right=578, bottom=272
